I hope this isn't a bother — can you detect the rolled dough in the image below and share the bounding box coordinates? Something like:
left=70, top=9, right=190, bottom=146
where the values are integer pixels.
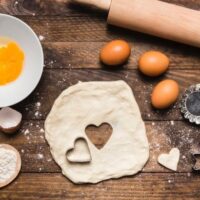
left=45, top=81, right=149, bottom=184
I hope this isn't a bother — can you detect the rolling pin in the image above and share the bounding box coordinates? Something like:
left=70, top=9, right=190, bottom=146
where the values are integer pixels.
left=71, top=0, right=200, bottom=47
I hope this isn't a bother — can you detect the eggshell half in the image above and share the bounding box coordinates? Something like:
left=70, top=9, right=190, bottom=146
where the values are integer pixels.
left=0, top=107, right=22, bottom=134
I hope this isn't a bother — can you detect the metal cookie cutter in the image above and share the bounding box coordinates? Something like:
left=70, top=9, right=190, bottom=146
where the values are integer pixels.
left=192, top=153, right=200, bottom=171
left=180, top=84, right=200, bottom=125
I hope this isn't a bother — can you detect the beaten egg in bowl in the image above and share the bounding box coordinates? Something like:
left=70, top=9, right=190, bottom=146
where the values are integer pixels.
left=0, top=37, right=25, bottom=86
left=0, top=14, right=43, bottom=107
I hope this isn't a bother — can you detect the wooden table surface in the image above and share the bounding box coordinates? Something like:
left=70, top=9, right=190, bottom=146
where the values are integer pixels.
left=1, top=0, right=200, bottom=199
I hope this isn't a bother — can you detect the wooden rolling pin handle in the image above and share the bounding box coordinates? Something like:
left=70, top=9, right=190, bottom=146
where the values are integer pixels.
left=108, top=0, right=200, bottom=47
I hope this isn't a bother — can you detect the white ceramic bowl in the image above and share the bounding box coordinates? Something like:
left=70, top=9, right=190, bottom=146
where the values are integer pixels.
left=0, top=14, right=44, bottom=107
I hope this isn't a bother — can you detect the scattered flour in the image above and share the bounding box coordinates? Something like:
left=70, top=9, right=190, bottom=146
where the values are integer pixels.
left=40, top=128, right=44, bottom=133
left=36, top=102, right=41, bottom=107
left=187, top=173, right=191, bottom=177
left=47, top=158, right=52, bottom=162
left=168, top=179, right=172, bottom=183
left=14, top=1, right=18, bottom=5
left=38, top=154, right=44, bottom=159
left=0, top=147, right=17, bottom=183
left=35, top=111, right=39, bottom=117
left=39, top=35, right=45, bottom=41
left=182, top=155, right=186, bottom=159
left=24, top=129, right=30, bottom=135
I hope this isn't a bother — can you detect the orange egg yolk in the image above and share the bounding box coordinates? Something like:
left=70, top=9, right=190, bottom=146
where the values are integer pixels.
left=0, top=42, right=24, bottom=86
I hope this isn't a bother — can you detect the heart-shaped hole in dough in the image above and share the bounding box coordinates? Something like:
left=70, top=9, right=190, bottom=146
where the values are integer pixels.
left=66, top=138, right=91, bottom=163
left=85, top=123, right=113, bottom=150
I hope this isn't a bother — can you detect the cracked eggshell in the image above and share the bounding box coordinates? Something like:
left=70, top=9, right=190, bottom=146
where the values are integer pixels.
left=0, top=107, right=22, bottom=134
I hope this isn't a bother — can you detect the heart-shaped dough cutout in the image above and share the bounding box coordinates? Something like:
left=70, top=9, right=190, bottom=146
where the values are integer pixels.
left=66, top=138, right=91, bottom=163
left=85, top=123, right=112, bottom=150
left=158, top=148, right=180, bottom=171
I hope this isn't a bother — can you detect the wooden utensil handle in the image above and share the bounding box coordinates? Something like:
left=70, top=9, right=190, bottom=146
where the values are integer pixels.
left=108, top=0, right=200, bottom=47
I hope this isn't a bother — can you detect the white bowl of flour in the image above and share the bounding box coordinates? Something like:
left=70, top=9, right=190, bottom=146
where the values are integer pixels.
left=0, top=144, right=21, bottom=188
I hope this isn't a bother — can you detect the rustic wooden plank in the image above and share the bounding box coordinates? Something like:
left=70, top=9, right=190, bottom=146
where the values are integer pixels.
left=1, top=13, right=200, bottom=58
left=164, top=0, right=200, bottom=9
left=0, top=1, right=199, bottom=199
left=0, top=0, right=200, bottom=16
left=0, top=120, right=198, bottom=173
left=20, top=15, right=109, bottom=42
left=14, top=69, right=199, bottom=121
left=12, top=15, right=200, bottom=57
left=0, top=173, right=200, bottom=200
left=43, top=42, right=200, bottom=69
left=0, top=0, right=106, bottom=16
left=3, top=15, right=197, bottom=50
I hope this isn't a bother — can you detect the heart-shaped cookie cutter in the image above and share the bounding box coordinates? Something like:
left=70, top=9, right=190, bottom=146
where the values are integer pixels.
left=66, top=138, right=92, bottom=163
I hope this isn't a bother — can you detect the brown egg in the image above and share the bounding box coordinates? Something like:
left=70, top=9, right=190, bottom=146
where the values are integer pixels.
left=100, top=40, right=131, bottom=66
left=151, top=80, right=179, bottom=109
left=139, top=51, right=169, bottom=77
